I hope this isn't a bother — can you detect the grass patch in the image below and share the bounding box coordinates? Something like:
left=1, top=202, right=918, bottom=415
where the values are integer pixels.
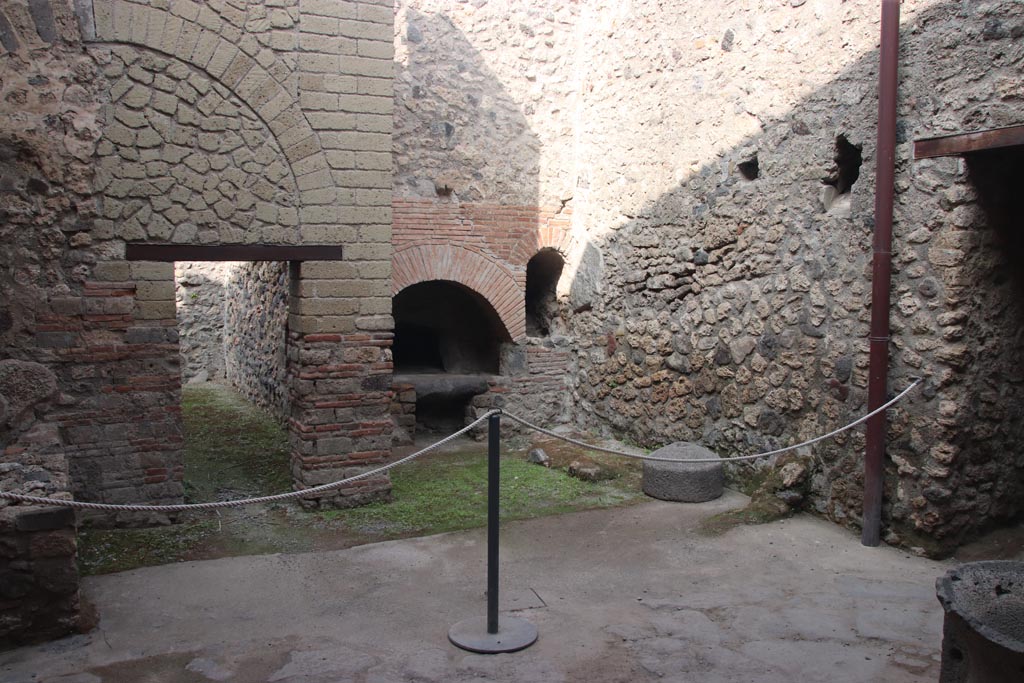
left=78, top=383, right=646, bottom=575
left=180, top=384, right=291, bottom=502
left=78, top=519, right=218, bottom=575
left=326, top=449, right=640, bottom=536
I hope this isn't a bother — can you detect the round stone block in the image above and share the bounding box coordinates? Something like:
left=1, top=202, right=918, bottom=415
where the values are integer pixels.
left=642, top=442, right=723, bottom=503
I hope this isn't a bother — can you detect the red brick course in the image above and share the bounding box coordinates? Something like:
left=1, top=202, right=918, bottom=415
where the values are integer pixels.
left=392, top=199, right=571, bottom=340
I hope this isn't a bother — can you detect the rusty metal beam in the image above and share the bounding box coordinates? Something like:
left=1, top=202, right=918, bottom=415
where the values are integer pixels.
left=914, top=125, right=1024, bottom=159
left=124, top=244, right=344, bottom=262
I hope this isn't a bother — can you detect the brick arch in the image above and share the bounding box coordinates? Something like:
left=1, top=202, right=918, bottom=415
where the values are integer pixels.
left=509, top=215, right=572, bottom=265
left=87, top=0, right=330, bottom=211
left=393, top=243, right=526, bottom=340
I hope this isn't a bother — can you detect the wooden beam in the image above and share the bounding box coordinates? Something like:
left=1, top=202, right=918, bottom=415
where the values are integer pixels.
left=125, top=244, right=344, bottom=262
left=914, top=124, right=1024, bottom=159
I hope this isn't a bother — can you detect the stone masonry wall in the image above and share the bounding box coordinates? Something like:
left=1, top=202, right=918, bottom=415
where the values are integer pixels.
left=175, top=261, right=230, bottom=383
left=78, top=0, right=397, bottom=508
left=564, top=0, right=1024, bottom=555
left=890, top=3, right=1024, bottom=552
left=391, top=2, right=580, bottom=427
left=0, top=0, right=188, bottom=520
left=225, top=261, right=290, bottom=420
left=0, top=0, right=97, bottom=644
left=394, top=0, right=1024, bottom=556
left=2, top=4, right=397, bottom=649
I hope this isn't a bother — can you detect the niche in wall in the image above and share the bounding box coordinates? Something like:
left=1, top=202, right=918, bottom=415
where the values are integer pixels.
left=525, top=249, right=564, bottom=337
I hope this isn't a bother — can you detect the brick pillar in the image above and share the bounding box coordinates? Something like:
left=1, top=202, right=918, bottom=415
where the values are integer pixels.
left=285, top=0, right=396, bottom=508
left=51, top=261, right=184, bottom=523
left=286, top=259, right=394, bottom=509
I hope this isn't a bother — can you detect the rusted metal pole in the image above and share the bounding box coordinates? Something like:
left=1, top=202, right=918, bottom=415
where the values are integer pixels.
left=863, top=0, right=901, bottom=547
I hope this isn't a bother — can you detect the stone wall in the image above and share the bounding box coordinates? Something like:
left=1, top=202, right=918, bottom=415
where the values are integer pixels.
left=0, top=0, right=96, bottom=644
left=2, top=0, right=397, bottom=641
left=225, top=261, right=289, bottom=420
left=392, top=0, right=1024, bottom=556
left=562, top=0, right=1024, bottom=556
left=175, top=261, right=230, bottom=382
left=78, top=0, right=396, bottom=508
left=470, top=339, right=574, bottom=430
left=389, top=0, right=580, bottom=430
left=0, top=506, right=81, bottom=647
left=891, top=3, right=1024, bottom=552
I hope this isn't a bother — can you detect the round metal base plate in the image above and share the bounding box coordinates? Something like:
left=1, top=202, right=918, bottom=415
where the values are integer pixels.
left=448, top=616, right=538, bottom=654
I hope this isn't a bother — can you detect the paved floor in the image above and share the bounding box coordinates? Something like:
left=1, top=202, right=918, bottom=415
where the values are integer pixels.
left=2, top=493, right=952, bottom=682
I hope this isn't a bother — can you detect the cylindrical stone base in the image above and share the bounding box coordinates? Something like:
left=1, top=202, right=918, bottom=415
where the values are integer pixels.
left=936, top=560, right=1024, bottom=683
left=642, top=442, right=724, bottom=503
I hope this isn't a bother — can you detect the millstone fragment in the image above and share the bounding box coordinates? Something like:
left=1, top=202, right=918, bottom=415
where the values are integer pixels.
left=642, top=441, right=723, bottom=503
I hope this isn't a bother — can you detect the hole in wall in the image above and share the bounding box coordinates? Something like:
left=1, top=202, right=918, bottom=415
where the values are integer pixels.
left=737, top=155, right=759, bottom=180
left=826, top=134, right=863, bottom=194
left=821, top=134, right=863, bottom=214
left=525, top=249, right=564, bottom=337
left=415, top=395, right=471, bottom=435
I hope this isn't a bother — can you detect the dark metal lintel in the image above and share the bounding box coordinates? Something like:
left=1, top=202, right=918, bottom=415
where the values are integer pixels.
left=125, top=244, right=344, bottom=262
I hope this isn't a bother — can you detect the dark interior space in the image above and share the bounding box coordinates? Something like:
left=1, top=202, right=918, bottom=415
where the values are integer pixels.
left=392, top=280, right=509, bottom=433
left=968, top=148, right=1024, bottom=287
left=525, top=249, right=564, bottom=336
left=825, top=134, right=863, bottom=195
left=392, top=280, right=507, bottom=374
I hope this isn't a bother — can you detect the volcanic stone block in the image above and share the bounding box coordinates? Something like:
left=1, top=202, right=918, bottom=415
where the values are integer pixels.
left=642, top=442, right=723, bottom=503
left=936, top=560, right=1024, bottom=682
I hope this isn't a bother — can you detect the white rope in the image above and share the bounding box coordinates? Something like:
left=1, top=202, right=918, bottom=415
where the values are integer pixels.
left=0, top=410, right=498, bottom=512
left=503, top=378, right=923, bottom=464
left=0, top=378, right=923, bottom=511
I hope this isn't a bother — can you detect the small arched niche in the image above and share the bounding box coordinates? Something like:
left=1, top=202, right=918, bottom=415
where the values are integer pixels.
left=525, top=249, right=565, bottom=337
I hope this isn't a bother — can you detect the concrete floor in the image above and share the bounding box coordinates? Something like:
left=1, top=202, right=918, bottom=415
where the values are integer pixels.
left=1, top=492, right=952, bottom=682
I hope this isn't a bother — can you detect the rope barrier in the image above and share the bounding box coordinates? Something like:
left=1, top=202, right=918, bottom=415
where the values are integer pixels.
left=0, top=410, right=498, bottom=512
left=0, top=378, right=923, bottom=511
left=505, top=377, right=923, bottom=464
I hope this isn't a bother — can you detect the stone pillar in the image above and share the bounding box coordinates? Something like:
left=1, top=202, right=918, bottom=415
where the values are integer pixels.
left=0, top=507, right=82, bottom=647
left=60, top=261, right=184, bottom=522
left=286, top=260, right=394, bottom=508
left=284, top=0, right=396, bottom=507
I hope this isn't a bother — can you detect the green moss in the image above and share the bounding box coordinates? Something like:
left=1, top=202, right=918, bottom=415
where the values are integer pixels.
left=77, top=519, right=218, bottom=575
left=698, top=497, right=792, bottom=536
left=698, top=454, right=813, bottom=537
left=323, top=448, right=642, bottom=536
left=180, top=384, right=292, bottom=502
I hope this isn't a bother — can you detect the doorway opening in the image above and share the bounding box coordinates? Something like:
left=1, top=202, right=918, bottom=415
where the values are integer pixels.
left=173, top=259, right=292, bottom=502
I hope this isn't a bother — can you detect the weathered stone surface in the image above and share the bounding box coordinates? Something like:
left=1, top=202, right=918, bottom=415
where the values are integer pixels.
left=0, top=360, right=58, bottom=427
left=567, top=457, right=611, bottom=482
left=527, top=448, right=551, bottom=467
left=642, top=442, right=724, bottom=503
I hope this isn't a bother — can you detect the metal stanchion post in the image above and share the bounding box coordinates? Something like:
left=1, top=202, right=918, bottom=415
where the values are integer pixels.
left=448, top=412, right=538, bottom=654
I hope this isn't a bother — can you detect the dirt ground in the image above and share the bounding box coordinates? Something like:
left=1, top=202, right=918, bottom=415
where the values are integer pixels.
left=1, top=495, right=975, bottom=683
